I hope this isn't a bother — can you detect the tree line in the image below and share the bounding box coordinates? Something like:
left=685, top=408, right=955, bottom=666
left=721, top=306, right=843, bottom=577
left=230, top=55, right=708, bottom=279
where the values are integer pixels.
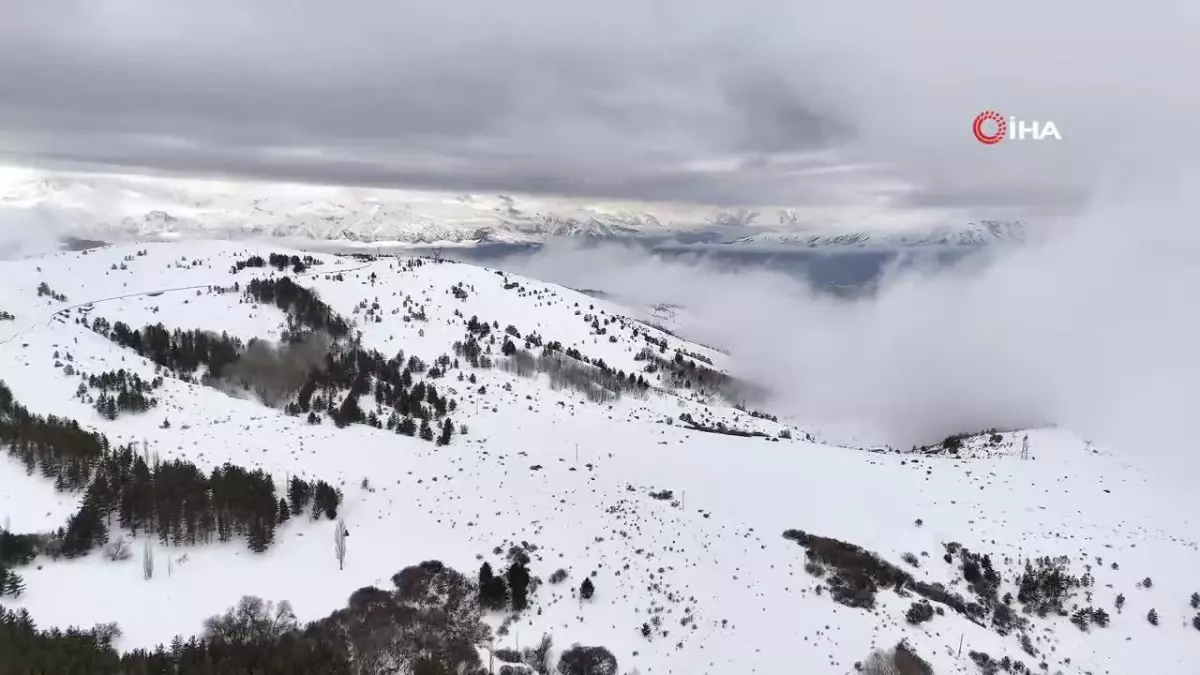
left=0, top=559, right=619, bottom=675
left=89, top=318, right=244, bottom=380
left=77, top=369, right=163, bottom=420
left=244, top=276, right=349, bottom=340
left=230, top=252, right=322, bottom=275
left=87, top=317, right=461, bottom=446
left=0, top=378, right=341, bottom=581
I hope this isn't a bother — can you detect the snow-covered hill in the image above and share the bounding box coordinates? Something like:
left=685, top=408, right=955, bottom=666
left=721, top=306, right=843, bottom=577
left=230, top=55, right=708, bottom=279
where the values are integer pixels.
left=1, top=240, right=1196, bottom=675
left=0, top=168, right=1027, bottom=251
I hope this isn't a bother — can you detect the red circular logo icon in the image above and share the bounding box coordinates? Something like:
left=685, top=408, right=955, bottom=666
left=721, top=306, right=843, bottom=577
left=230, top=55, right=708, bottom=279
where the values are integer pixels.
left=973, top=111, right=1006, bottom=145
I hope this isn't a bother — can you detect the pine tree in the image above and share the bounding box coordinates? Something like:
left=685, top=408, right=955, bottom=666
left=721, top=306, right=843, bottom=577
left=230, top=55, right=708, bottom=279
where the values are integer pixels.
left=478, top=562, right=508, bottom=610
left=580, top=577, right=595, bottom=600
left=398, top=416, right=417, bottom=436
left=0, top=567, right=26, bottom=598
left=288, top=477, right=311, bottom=516
left=507, top=560, right=531, bottom=612
left=419, top=418, right=434, bottom=442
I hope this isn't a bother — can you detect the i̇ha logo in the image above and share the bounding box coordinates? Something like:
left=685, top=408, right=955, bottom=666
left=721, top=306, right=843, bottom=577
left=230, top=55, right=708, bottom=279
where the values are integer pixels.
left=973, top=110, right=1062, bottom=144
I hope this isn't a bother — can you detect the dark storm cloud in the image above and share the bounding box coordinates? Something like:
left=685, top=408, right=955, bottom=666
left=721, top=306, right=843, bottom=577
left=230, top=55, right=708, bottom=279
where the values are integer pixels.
left=1, top=0, right=1197, bottom=211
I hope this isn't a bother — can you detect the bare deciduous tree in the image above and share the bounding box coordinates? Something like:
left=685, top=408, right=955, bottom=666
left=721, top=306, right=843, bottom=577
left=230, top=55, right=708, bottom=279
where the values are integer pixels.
left=203, top=596, right=298, bottom=645
left=142, top=539, right=154, bottom=580
left=334, top=518, right=347, bottom=570
left=860, top=649, right=901, bottom=675
left=105, top=535, right=132, bottom=561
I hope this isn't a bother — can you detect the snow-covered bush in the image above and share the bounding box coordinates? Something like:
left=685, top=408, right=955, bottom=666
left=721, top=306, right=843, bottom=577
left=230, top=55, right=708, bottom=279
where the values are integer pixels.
left=104, top=536, right=132, bottom=562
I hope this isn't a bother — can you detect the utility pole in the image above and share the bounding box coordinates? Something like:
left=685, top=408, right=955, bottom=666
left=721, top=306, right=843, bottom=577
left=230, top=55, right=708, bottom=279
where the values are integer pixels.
left=958, top=634, right=964, bottom=657
left=1020, top=435, right=1029, bottom=460
left=575, top=443, right=579, bottom=463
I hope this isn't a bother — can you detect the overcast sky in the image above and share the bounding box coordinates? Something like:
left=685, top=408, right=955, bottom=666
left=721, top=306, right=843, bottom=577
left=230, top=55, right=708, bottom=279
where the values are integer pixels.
left=1, top=0, right=1196, bottom=214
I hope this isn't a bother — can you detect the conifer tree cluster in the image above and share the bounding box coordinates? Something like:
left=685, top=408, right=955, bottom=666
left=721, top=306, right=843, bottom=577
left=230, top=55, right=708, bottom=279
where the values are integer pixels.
left=476, top=558, right=532, bottom=613
left=87, top=276, right=460, bottom=444
left=230, top=253, right=321, bottom=274
left=292, top=347, right=460, bottom=445
left=89, top=318, right=245, bottom=379
left=477, top=562, right=508, bottom=610
left=1, top=380, right=340, bottom=563
left=79, top=369, right=163, bottom=419
left=35, top=281, right=67, bottom=302
left=285, top=476, right=341, bottom=521
left=1, top=381, right=107, bottom=492
left=244, top=277, right=350, bottom=338
left=90, top=310, right=459, bottom=444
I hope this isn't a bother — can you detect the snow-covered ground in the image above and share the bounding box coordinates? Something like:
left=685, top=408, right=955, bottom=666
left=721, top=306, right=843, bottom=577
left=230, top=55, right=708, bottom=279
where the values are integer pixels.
left=1, top=240, right=1197, bottom=674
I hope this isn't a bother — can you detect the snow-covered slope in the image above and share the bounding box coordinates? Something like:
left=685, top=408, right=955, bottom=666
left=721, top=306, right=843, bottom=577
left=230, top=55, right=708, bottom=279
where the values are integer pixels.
left=0, top=168, right=1026, bottom=250
left=1, top=240, right=1197, bottom=675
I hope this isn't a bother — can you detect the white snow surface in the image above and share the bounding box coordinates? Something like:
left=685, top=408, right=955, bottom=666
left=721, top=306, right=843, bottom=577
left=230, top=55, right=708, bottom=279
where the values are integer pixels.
left=0, top=240, right=1197, bottom=675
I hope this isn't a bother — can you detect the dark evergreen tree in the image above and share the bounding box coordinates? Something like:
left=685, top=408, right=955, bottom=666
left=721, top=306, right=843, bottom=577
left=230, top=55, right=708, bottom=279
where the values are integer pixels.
left=288, top=476, right=313, bottom=516
left=508, top=561, right=531, bottom=612
left=478, top=562, right=509, bottom=611
left=398, top=416, right=418, bottom=436
left=580, top=577, right=595, bottom=600
left=437, top=418, right=453, bottom=446
left=0, top=567, right=26, bottom=598
left=62, top=500, right=108, bottom=558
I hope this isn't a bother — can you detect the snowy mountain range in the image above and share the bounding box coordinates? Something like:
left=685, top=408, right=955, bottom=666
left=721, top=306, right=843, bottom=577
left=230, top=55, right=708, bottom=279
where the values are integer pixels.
left=0, top=239, right=1197, bottom=675
left=0, top=170, right=1027, bottom=249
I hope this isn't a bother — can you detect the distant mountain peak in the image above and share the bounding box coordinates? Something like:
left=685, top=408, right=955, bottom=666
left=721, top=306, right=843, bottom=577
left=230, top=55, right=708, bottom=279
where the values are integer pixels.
left=1, top=172, right=1028, bottom=248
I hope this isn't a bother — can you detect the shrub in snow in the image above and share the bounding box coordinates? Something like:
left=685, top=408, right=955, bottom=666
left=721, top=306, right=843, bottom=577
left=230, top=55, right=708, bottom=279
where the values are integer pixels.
left=104, top=536, right=132, bottom=561
left=905, top=601, right=934, bottom=625
left=859, top=648, right=899, bottom=675
left=495, top=648, right=522, bottom=663
left=556, top=644, right=617, bottom=675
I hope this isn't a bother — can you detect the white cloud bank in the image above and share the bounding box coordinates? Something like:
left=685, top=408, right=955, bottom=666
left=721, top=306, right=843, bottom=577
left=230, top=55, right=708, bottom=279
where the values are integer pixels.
left=501, top=170, right=1200, bottom=481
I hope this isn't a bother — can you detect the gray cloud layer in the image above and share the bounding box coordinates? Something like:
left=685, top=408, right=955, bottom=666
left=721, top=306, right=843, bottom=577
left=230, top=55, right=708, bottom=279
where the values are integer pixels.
left=1, top=0, right=1197, bottom=212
